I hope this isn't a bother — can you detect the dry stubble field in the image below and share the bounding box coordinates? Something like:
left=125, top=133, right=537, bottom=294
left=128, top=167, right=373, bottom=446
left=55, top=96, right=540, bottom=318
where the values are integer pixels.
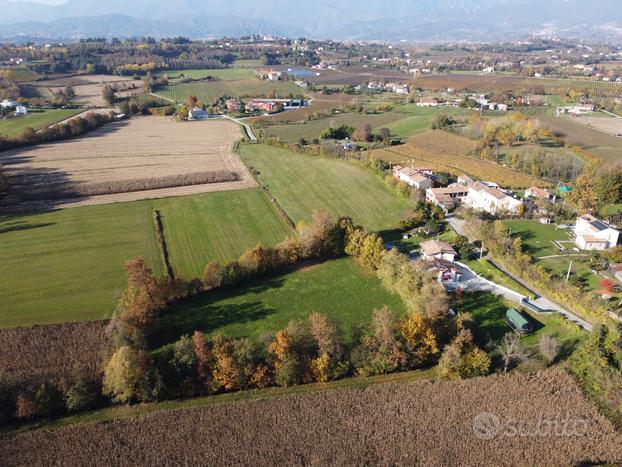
left=3, top=368, right=621, bottom=466
left=0, top=117, right=256, bottom=209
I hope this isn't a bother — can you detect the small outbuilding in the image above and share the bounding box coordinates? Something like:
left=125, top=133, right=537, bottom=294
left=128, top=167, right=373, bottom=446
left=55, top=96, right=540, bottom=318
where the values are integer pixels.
left=506, top=308, right=533, bottom=334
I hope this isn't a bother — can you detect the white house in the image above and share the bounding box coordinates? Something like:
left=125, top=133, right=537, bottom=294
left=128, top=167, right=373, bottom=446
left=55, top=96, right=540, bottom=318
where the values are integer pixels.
left=574, top=214, right=620, bottom=250
left=420, top=240, right=457, bottom=263
left=393, top=166, right=434, bottom=190
left=465, top=181, right=523, bottom=215
left=0, top=99, right=17, bottom=108
left=15, top=105, right=27, bottom=115
left=188, top=107, right=210, bottom=120
left=417, top=98, right=439, bottom=107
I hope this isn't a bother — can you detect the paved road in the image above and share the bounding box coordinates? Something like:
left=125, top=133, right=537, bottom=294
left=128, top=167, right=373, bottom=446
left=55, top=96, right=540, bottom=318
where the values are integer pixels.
left=224, top=115, right=257, bottom=141
left=445, top=216, right=594, bottom=331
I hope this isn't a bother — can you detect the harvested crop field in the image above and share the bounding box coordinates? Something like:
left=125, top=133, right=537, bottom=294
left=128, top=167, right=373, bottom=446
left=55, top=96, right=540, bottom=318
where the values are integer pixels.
left=0, top=116, right=256, bottom=210
left=0, top=320, right=109, bottom=386
left=540, top=116, right=622, bottom=163
left=573, top=115, right=622, bottom=137
left=373, top=130, right=547, bottom=188
left=4, top=368, right=622, bottom=466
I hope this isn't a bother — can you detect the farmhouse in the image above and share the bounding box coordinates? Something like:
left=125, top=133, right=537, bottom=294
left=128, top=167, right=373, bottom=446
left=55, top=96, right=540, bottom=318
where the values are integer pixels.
left=426, top=186, right=469, bottom=212
left=392, top=166, right=434, bottom=190
left=556, top=104, right=595, bottom=116
left=417, top=98, right=439, bottom=107
left=188, top=107, right=210, bottom=120
left=525, top=186, right=556, bottom=202
left=226, top=99, right=243, bottom=113
left=0, top=99, right=17, bottom=108
left=573, top=214, right=620, bottom=250
left=420, top=240, right=457, bottom=262
left=465, top=181, right=523, bottom=215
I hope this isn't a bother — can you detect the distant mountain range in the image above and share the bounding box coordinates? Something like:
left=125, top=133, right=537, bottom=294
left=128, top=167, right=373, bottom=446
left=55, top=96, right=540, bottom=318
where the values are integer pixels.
left=1, top=0, right=621, bottom=42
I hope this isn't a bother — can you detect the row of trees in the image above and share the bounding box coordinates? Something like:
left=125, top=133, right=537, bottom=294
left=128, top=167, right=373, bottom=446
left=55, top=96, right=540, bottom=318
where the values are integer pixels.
left=0, top=111, right=117, bottom=151
left=2, top=211, right=491, bottom=424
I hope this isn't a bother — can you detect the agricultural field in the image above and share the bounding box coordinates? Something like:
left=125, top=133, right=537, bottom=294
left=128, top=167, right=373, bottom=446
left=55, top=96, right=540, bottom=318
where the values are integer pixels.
left=4, top=368, right=621, bottom=466
left=152, top=257, right=405, bottom=347
left=33, top=74, right=135, bottom=107
left=261, top=111, right=405, bottom=142
left=540, top=116, right=622, bottom=163
left=238, top=143, right=413, bottom=231
left=260, top=105, right=472, bottom=142
left=1, top=116, right=255, bottom=209
left=0, top=320, right=109, bottom=386
left=0, top=188, right=294, bottom=328
left=415, top=72, right=622, bottom=97
left=503, top=219, right=602, bottom=291
left=0, top=108, right=82, bottom=138
left=373, top=130, right=547, bottom=188
left=153, top=79, right=303, bottom=104
left=159, top=188, right=293, bottom=278
left=572, top=114, right=622, bottom=137
left=162, top=68, right=257, bottom=81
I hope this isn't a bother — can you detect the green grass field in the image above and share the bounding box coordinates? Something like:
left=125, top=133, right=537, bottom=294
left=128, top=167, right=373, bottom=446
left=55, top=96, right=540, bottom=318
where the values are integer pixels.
left=151, top=257, right=406, bottom=348
left=0, top=109, right=82, bottom=138
left=163, top=68, right=257, bottom=81
left=0, top=65, right=39, bottom=82
left=160, top=189, right=293, bottom=278
left=154, top=79, right=303, bottom=104
left=238, top=143, right=412, bottom=231
left=462, top=291, right=585, bottom=351
left=262, top=112, right=406, bottom=142
left=0, top=189, right=292, bottom=328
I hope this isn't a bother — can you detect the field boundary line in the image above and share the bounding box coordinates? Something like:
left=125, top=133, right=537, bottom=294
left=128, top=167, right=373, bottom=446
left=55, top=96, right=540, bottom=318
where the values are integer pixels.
left=153, top=209, right=174, bottom=279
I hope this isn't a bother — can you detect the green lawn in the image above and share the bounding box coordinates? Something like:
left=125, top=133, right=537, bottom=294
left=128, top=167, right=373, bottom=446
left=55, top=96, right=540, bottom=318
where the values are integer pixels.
left=0, top=109, right=82, bottom=138
left=160, top=189, right=292, bottom=278
left=162, top=68, right=256, bottom=81
left=0, top=189, right=292, bottom=328
left=238, top=143, right=412, bottom=231
left=503, top=219, right=601, bottom=291
left=464, top=258, right=533, bottom=297
left=461, top=291, right=585, bottom=353
left=154, top=79, right=303, bottom=104
left=151, top=257, right=406, bottom=348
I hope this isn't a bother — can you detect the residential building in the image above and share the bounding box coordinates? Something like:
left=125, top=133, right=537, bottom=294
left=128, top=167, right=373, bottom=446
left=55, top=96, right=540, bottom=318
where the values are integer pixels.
left=574, top=214, right=620, bottom=250
left=465, top=181, right=523, bottom=215
left=525, top=186, right=557, bottom=203
left=426, top=186, right=469, bottom=212
left=423, top=257, right=463, bottom=284
left=417, top=98, right=439, bottom=107
left=188, top=107, right=210, bottom=120
left=15, top=105, right=27, bottom=115
left=225, top=99, right=242, bottom=113
left=420, top=240, right=457, bottom=262
left=609, top=263, right=622, bottom=283
left=457, top=174, right=474, bottom=186
left=0, top=99, right=17, bottom=108
left=392, top=166, right=434, bottom=190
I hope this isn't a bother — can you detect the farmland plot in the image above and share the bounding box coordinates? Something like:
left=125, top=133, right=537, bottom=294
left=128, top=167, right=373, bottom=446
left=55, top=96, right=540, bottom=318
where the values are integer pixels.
left=154, top=79, right=303, bottom=104
left=238, top=143, right=412, bottom=231
left=373, top=130, right=548, bottom=188
left=1, top=116, right=256, bottom=210
left=4, top=368, right=621, bottom=466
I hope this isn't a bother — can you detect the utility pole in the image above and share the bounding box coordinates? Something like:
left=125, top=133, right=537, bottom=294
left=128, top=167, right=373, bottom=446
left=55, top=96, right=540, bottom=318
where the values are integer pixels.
left=480, top=242, right=484, bottom=260
left=565, top=260, right=573, bottom=284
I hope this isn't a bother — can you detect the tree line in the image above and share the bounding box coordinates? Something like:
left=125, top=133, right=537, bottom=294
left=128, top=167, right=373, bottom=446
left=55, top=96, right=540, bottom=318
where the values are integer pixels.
left=1, top=211, right=490, bottom=425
